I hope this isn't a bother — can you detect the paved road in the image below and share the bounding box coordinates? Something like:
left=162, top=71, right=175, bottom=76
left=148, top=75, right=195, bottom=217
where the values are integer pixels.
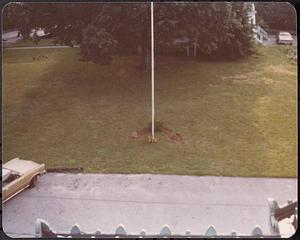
left=3, top=36, right=296, bottom=51
left=3, top=45, right=80, bottom=50
left=2, top=173, right=297, bottom=237
left=2, top=30, right=79, bottom=49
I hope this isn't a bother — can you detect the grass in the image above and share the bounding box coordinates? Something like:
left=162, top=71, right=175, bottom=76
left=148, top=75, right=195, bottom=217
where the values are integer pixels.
left=3, top=45, right=297, bottom=177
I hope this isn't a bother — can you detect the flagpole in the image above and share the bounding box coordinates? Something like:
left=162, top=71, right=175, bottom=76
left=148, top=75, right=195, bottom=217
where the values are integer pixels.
left=151, top=1, right=155, bottom=141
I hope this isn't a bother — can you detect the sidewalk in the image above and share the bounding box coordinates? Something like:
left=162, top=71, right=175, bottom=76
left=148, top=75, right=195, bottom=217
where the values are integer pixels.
left=2, top=173, right=297, bottom=237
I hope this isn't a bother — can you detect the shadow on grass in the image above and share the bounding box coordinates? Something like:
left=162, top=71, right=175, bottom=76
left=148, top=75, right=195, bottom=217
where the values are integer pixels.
left=3, top=52, right=151, bottom=170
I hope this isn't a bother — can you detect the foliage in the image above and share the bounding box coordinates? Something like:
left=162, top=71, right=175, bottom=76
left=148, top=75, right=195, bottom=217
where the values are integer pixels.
left=81, top=24, right=117, bottom=64
left=2, top=2, right=18, bottom=30
left=157, top=3, right=255, bottom=60
left=3, top=2, right=32, bottom=38
left=255, top=3, right=296, bottom=31
left=3, top=2, right=255, bottom=64
left=286, top=46, right=297, bottom=63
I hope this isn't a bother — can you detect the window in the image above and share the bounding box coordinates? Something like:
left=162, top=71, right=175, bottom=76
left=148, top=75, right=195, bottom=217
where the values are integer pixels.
left=3, top=170, right=21, bottom=187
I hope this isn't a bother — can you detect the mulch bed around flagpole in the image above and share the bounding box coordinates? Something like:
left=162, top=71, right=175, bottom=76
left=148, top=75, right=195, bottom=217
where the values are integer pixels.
left=131, top=126, right=185, bottom=143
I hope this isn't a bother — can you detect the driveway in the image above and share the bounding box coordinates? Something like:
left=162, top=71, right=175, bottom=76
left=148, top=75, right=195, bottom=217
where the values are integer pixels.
left=2, top=173, right=297, bottom=237
left=4, top=45, right=80, bottom=50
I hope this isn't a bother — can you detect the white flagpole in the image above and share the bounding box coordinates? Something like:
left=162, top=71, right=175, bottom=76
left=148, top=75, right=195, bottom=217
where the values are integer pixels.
left=151, top=1, right=155, bottom=140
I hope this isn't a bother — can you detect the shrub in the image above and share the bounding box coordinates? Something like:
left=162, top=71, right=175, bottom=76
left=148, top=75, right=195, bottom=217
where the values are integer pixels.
left=286, top=46, right=297, bottom=63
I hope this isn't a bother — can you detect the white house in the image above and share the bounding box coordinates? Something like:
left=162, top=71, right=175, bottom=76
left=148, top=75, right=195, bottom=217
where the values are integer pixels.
left=247, top=3, right=268, bottom=44
left=247, top=3, right=256, bottom=26
left=29, top=28, right=50, bottom=38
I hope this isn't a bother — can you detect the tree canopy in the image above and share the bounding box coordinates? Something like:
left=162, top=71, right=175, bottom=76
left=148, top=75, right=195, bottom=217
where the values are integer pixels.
left=3, top=2, right=254, bottom=66
left=255, top=2, right=296, bottom=32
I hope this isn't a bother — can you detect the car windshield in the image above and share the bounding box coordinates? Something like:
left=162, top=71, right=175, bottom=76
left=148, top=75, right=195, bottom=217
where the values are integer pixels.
left=2, top=168, right=21, bottom=187
left=2, top=168, right=11, bottom=182
left=280, top=32, right=291, bottom=36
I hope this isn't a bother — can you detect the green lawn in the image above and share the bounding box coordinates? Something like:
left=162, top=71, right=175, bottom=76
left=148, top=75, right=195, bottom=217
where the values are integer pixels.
left=3, top=46, right=297, bottom=177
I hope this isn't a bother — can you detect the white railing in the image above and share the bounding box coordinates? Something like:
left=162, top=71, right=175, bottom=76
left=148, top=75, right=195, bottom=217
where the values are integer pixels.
left=35, top=218, right=276, bottom=238
left=34, top=198, right=297, bottom=238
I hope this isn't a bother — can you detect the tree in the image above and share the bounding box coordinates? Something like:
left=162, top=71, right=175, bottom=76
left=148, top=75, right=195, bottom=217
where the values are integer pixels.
left=3, top=2, right=255, bottom=68
left=255, top=2, right=296, bottom=31
left=2, top=2, right=32, bottom=37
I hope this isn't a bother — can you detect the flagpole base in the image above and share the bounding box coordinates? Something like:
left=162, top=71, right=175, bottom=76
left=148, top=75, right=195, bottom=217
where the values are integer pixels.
left=148, top=136, right=158, bottom=143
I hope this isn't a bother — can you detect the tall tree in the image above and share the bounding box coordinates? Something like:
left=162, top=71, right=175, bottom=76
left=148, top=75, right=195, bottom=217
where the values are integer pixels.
left=255, top=2, right=296, bottom=31
left=3, top=2, right=255, bottom=68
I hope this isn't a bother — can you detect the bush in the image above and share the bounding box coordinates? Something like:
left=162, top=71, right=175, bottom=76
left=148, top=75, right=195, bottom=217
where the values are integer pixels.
left=286, top=46, right=297, bottom=63
left=80, top=16, right=117, bottom=64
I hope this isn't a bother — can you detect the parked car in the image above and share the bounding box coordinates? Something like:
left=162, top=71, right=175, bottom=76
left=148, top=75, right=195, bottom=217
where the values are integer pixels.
left=276, top=32, right=293, bottom=45
left=2, top=158, right=46, bottom=203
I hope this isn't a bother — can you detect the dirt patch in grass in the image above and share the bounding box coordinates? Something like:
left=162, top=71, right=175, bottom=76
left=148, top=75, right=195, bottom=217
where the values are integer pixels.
left=130, top=127, right=149, bottom=139
left=131, top=126, right=185, bottom=143
left=162, top=127, right=185, bottom=143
